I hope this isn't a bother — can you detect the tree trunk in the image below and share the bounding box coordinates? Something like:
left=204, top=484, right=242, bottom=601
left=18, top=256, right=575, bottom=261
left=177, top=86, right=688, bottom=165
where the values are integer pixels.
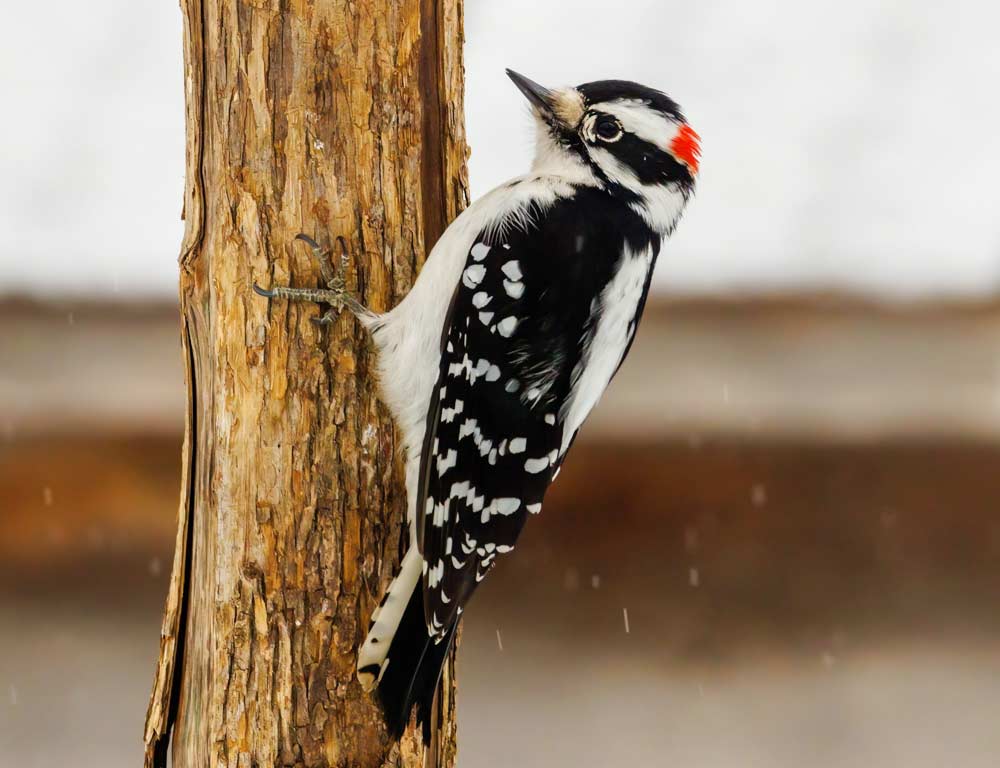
left=143, top=1, right=469, bottom=766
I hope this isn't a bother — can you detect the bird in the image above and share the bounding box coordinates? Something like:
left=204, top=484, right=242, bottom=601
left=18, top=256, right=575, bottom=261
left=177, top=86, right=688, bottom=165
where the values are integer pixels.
left=254, top=69, right=700, bottom=737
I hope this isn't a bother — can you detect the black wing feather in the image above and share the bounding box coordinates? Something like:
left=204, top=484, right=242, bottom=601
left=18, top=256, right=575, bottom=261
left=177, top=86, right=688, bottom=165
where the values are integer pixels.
left=416, top=189, right=658, bottom=638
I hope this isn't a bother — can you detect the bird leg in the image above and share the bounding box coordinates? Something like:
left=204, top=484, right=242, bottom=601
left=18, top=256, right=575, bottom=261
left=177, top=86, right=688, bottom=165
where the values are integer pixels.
left=254, top=233, right=372, bottom=325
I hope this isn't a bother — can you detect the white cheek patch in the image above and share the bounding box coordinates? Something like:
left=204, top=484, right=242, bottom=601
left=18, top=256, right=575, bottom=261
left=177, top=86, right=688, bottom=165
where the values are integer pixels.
left=587, top=145, right=641, bottom=189
left=587, top=144, right=688, bottom=233
left=590, top=99, right=679, bottom=152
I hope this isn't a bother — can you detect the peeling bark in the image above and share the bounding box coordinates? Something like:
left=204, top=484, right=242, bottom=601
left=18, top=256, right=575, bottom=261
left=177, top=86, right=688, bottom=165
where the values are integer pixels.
left=143, top=1, right=469, bottom=765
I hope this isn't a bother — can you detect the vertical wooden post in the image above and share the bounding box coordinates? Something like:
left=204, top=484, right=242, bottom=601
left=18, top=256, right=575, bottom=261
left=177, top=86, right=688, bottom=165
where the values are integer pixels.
left=143, top=1, right=469, bottom=765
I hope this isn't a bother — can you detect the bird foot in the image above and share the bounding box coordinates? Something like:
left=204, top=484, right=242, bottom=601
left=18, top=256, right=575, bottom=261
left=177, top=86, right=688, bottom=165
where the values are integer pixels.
left=254, top=233, right=370, bottom=322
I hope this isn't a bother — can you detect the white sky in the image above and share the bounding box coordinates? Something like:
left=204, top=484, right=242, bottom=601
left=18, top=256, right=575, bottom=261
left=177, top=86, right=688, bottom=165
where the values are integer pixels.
left=2, top=1, right=999, bottom=299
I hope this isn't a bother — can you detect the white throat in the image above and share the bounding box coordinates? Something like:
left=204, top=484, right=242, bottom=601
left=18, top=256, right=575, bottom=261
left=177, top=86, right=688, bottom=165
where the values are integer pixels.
left=530, top=122, right=597, bottom=186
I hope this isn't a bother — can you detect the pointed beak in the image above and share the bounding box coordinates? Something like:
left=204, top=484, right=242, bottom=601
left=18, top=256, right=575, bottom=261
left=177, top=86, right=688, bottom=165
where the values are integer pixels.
left=506, top=69, right=556, bottom=116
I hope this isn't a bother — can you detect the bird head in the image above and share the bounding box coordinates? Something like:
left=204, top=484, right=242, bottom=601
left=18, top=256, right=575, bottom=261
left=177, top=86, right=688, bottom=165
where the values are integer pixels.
left=506, top=69, right=699, bottom=232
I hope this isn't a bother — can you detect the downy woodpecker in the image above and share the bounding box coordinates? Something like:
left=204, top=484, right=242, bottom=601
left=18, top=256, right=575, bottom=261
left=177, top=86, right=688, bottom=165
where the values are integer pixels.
left=255, top=70, right=700, bottom=736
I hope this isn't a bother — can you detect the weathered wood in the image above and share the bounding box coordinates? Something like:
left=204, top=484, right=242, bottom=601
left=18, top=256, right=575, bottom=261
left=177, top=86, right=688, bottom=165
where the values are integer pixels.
left=143, top=1, right=469, bottom=765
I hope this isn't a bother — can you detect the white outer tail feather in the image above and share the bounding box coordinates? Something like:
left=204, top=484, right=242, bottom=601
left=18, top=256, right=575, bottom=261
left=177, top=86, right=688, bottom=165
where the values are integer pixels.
left=357, top=546, right=423, bottom=692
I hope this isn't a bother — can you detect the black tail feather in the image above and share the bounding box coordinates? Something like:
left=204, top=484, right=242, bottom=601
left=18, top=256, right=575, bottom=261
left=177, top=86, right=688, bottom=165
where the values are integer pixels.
left=376, top=583, right=457, bottom=739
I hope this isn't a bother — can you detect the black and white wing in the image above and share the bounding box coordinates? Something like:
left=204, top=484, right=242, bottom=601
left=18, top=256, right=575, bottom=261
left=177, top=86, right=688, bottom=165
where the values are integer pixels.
left=414, top=194, right=650, bottom=638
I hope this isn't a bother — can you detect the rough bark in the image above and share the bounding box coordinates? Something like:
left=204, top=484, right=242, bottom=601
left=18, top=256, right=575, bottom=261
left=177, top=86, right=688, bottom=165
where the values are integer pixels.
left=143, top=1, right=469, bottom=766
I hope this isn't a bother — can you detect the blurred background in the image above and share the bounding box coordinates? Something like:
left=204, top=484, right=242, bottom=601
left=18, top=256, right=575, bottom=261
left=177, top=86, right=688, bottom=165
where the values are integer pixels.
left=3, top=1, right=1000, bottom=766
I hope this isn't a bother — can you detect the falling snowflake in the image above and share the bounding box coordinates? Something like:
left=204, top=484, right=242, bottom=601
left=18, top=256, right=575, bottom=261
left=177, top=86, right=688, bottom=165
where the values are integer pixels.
left=689, top=567, right=700, bottom=588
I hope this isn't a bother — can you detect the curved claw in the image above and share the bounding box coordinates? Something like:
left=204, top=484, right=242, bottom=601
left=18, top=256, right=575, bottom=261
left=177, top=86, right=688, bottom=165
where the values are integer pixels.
left=335, top=235, right=349, bottom=259
left=296, top=232, right=340, bottom=287
left=253, top=283, right=275, bottom=298
left=294, top=233, right=322, bottom=251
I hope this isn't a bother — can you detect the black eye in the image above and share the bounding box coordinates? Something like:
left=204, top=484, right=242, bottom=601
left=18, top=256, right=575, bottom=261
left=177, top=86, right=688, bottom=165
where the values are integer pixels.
left=594, top=115, right=623, bottom=142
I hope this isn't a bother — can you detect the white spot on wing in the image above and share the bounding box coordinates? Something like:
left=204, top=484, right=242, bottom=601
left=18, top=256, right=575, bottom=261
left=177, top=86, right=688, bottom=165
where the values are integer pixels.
left=497, top=316, right=518, bottom=337
left=495, top=498, right=520, bottom=516
left=463, top=264, right=486, bottom=288
left=503, top=280, right=525, bottom=299
left=459, top=418, right=477, bottom=440
left=436, top=450, right=457, bottom=475
left=427, top=559, right=445, bottom=588
left=524, top=456, right=550, bottom=474
left=441, top=399, right=464, bottom=423
left=471, top=243, right=491, bottom=261
left=432, top=500, right=449, bottom=527
left=502, top=261, right=522, bottom=281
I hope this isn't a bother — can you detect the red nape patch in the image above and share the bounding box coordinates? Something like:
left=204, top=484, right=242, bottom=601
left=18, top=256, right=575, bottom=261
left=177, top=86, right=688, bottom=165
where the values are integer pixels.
left=670, top=124, right=701, bottom=175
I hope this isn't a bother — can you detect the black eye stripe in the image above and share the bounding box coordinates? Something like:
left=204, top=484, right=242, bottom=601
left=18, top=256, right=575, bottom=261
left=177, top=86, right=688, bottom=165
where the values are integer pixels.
left=599, top=132, right=691, bottom=186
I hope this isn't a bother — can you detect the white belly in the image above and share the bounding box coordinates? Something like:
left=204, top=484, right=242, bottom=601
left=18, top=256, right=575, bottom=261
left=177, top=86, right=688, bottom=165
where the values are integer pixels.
left=560, top=244, right=654, bottom=454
